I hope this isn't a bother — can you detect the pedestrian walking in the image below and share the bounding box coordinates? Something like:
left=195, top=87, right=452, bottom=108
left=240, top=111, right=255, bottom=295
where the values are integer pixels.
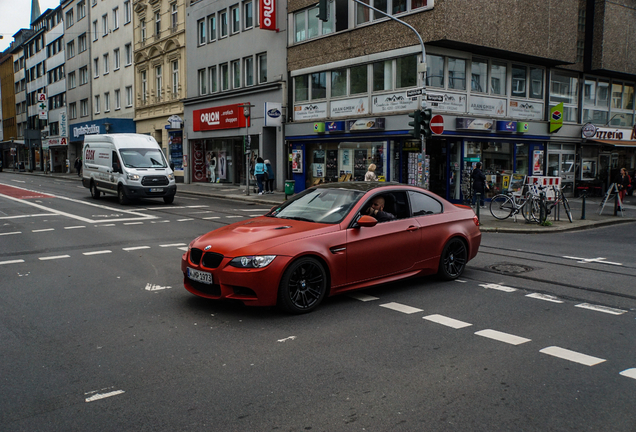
left=264, top=159, right=275, bottom=194
left=471, top=162, right=489, bottom=208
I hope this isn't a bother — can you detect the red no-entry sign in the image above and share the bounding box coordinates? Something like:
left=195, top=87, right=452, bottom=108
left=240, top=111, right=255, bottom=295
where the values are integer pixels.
left=430, top=115, right=444, bottom=135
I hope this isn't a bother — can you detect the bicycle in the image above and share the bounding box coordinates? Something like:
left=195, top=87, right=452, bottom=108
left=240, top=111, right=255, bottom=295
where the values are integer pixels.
left=532, top=185, right=573, bottom=223
left=489, top=185, right=539, bottom=222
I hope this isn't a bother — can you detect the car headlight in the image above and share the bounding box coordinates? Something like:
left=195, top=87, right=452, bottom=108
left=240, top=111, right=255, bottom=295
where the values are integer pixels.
left=168, top=173, right=175, bottom=180
left=230, top=255, right=276, bottom=268
left=127, top=173, right=140, bottom=180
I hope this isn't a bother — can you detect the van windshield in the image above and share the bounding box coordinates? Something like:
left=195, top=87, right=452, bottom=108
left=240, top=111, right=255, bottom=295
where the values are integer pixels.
left=119, top=148, right=167, bottom=168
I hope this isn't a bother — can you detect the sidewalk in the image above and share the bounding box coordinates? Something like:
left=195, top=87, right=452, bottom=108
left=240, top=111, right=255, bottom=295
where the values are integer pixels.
left=6, top=170, right=636, bottom=233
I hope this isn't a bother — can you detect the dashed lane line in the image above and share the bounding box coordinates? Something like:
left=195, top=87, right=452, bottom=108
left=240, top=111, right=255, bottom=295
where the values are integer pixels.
left=0, top=232, right=21, bottom=236
left=123, top=246, right=151, bottom=251
left=202, top=217, right=220, bottom=220
left=177, top=218, right=194, bottom=221
left=475, top=329, right=531, bottom=345
left=575, top=303, right=627, bottom=315
left=85, top=389, right=125, bottom=403
left=479, top=283, right=517, bottom=292
left=64, top=226, right=86, bottom=230
left=539, top=346, right=606, bottom=366
left=83, top=250, right=112, bottom=256
left=39, top=255, right=70, bottom=261
left=526, top=293, right=564, bottom=303
left=423, top=314, right=472, bottom=329
left=379, top=302, right=423, bottom=314
left=620, top=369, right=636, bottom=380
left=160, top=243, right=187, bottom=248
left=348, top=293, right=379, bottom=302
left=0, top=260, right=25, bottom=265
left=32, top=228, right=55, bottom=233
left=123, top=222, right=144, bottom=225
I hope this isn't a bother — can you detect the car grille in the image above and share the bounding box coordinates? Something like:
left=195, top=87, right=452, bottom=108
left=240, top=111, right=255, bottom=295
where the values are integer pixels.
left=141, top=175, right=169, bottom=186
left=189, top=279, right=221, bottom=296
left=189, top=248, right=224, bottom=269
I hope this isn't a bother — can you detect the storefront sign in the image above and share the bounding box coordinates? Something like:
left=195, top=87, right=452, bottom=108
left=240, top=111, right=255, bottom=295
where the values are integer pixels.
left=314, top=122, right=325, bottom=133
left=59, top=110, right=67, bottom=137
left=371, top=91, right=418, bottom=113
left=44, top=138, right=67, bottom=147
left=425, top=92, right=467, bottom=112
left=264, top=102, right=282, bottom=127
left=73, top=124, right=100, bottom=138
left=468, top=95, right=506, bottom=116
left=585, top=126, right=633, bottom=141
left=496, top=121, right=517, bottom=132
left=293, top=102, right=327, bottom=121
left=193, top=103, right=249, bottom=131
left=456, top=117, right=494, bottom=131
left=581, top=122, right=597, bottom=138
left=347, top=118, right=385, bottom=131
left=509, top=100, right=543, bottom=120
left=260, top=0, right=276, bottom=31
left=517, top=122, right=529, bottom=133
left=326, top=121, right=345, bottom=132
left=331, top=97, right=368, bottom=118
left=549, top=103, right=563, bottom=133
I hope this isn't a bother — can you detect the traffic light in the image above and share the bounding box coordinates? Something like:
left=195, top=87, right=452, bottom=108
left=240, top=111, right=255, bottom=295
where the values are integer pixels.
left=408, top=110, right=422, bottom=139
left=421, top=108, right=433, bottom=138
left=317, top=0, right=329, bottom=21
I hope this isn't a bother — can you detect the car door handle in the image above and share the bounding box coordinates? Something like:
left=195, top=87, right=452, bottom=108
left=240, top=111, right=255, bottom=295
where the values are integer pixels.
left=407, top=226, right=419, bottom=232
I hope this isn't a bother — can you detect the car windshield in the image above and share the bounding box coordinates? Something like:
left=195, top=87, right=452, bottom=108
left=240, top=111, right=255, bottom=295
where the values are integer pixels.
left=268, top=188, right=364, bottom=224
left=119, top=148, right=167, bottom=168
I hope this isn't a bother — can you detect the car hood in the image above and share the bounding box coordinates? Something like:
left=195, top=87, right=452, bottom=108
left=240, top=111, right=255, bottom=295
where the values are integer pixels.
left=192, top=217, right=339, bottom=256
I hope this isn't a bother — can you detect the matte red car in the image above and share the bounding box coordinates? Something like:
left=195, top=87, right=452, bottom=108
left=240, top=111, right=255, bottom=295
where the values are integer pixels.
left=181, top=182, right=481, bottom=313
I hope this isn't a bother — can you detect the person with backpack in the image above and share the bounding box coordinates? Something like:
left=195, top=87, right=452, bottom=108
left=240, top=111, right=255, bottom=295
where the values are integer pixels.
left=253, top=157, right=266, bottom=195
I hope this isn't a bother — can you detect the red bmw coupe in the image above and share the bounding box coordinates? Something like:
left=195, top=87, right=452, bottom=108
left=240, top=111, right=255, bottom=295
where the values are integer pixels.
left=181, top=182, right=481, bottom=313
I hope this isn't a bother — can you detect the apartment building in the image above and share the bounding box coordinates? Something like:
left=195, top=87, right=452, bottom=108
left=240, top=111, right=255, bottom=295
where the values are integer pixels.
left=133, top=0, right=187, bottom=181
left=285, top=0, right=636, bottom=200
left=181, top=0, right=287, bottom=188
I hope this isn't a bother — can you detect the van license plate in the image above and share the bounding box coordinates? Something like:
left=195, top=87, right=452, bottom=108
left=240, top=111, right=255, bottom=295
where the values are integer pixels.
left=149, top=188, right=164, bottom=192
left=187, top=267, right=213, bottom=284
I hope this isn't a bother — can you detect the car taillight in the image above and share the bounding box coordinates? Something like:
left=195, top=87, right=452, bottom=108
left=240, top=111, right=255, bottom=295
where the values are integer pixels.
left=473, top=215, right=480, bottom=226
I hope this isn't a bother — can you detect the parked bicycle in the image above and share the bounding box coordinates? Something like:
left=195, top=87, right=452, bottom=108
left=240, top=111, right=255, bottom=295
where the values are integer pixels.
left=532, top=185, right=573, bottom=223
left=489, top=185, right=539, bottom=222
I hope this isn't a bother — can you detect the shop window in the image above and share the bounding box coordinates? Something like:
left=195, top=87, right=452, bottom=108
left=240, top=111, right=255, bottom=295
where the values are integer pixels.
left=350, top=65, right=367, bottom=94
left=311, top=72, right=326, bottom=99
left=331, top=69, right=347, bottom=97
left=448, top=58, right=466, bottom=91
left=471, top=59, right=487, bottom=93
left=372, top=60, right=392, bottom=92
left=396, top=55, right=417, bottom=89
left=490, top=63, right=506, bottom=95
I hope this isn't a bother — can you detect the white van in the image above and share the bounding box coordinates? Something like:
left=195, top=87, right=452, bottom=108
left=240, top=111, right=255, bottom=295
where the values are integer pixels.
left=82, top=134, right=177, bottom=204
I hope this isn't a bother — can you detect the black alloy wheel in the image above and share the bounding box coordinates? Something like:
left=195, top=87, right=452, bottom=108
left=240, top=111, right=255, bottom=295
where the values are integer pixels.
left=118, top=186, right=129, bottom=205
left=90, top=182, right=100, bottom=199
left=438, top=238, right=468, bottom=280
left=278, top=257, right=327, bottom=314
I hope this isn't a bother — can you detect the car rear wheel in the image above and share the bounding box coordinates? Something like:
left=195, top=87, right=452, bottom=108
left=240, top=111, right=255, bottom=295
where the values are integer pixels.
left=438, top=238, right=467, bottom=280
left=278, top=257, right=327, bottom=314
left=163, top=195, right=174, bottom=204
left=118, top=186, right=129, bottom=205
left=90, top=182, right=100, bottom=200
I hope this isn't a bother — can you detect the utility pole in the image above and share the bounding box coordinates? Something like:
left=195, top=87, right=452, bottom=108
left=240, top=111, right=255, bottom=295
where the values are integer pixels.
left=238, top=103, right=255, bottom=196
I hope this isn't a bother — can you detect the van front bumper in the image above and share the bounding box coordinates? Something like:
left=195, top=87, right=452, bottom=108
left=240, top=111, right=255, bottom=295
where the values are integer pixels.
left=122, top=184, right=177, bottom=198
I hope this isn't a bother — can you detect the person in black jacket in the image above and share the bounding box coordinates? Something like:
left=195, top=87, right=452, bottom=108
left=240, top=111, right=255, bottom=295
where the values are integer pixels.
left=471, top=162, right=489, bottom=208
left=365, top=196, right=396, bottom=222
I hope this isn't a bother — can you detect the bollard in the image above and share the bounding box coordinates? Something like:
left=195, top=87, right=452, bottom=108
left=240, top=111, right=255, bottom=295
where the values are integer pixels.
left=581, top=190, right=586, bottom=220
left=475, top=193, right=481, bottom=221
left=539, top=191, right=546, bottom=224
left=614, top=191, right=618, bottom=216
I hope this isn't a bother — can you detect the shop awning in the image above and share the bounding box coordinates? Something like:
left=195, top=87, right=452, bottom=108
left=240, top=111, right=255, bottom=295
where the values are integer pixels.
left=589, top=139, right=636, bottom=147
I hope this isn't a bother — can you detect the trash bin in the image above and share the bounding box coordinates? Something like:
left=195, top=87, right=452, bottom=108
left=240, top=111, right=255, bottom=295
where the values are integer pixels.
left=284, top=180, right=295, bottom=199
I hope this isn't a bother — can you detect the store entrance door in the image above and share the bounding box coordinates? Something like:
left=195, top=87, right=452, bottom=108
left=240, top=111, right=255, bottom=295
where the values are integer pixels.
left=428, top=138, right=447, bottom=199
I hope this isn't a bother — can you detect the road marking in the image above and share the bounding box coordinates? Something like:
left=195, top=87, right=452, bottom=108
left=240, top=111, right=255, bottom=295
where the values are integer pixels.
left=177, top=247, right=189, bottom=251
left=32, top=228, right=55, bottom=233
left=145, top=283, right=172, bottom=291
left=479, top=283, right=517, bottom=292
left=475, top=329, right=531, bottom=345
left=203, top=217, right=220, bottom=220
left=39, top=255, right=71, bottom=261
left=160, top=243, right=187, bottom=248
left=123, top=222, right=144, bottom=225
left=64, top=226, right=86, bottom=230
left=177, top=218, right=194, bottom=221
left=150, top=220, right=170, bottom=223
left=539, top=346, right=606, bottom=366
left=85, top=389, right=125, bottom=403
left=249, top=214, right=264, bottom=217
left=277, top=336, right=297, bottom=343
left=348, top=293, right=379, bottom=302
left=0, top=231, right=21, bottom=236
left=455, top=279, right=467, bottom=283
left=238, top=209, right=272, bottom=212
left=98, top=224, right=116, bottom=227
left=0, top=214, right=57, bottom=220
left=83, top=250, right=112, bottom=256
left=563, top=256, right=622, bottom=266
left=620, top=368, right=636, bottom=380
left=379, top=302, right=423, bottom=314
left=424, top=314, right=472, bottom=329
left=226, top=215, right=243, bottom=218
left=123, top=246, right=151, bottom=251
left=526, top=293, right=564, bottom=303
left=574, top=303, right=627, bottom=315
left=0, top=259, right=25, bottom=265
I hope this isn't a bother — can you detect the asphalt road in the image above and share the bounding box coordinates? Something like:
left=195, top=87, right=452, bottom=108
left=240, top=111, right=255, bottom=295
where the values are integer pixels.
left=1, top=173, right=635, bottom=431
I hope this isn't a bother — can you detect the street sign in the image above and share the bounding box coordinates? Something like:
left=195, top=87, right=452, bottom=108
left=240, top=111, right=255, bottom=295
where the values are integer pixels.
left=407, top=88, right=424, bottom=97
left=430, top=114, right=444, bottom=135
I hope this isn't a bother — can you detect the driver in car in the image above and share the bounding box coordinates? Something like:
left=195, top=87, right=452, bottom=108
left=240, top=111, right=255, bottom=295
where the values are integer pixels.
left=365, top=196, right=396, bottom=222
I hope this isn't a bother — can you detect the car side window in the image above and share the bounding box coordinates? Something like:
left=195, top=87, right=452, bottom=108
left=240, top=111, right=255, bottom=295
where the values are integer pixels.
left=408, top=191, right=443, bottom=216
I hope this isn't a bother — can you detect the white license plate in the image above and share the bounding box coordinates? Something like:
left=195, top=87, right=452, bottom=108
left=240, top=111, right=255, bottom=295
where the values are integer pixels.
left=187, top=267, right=213, bottom=284
left=149, top=188, right=164, bottom=192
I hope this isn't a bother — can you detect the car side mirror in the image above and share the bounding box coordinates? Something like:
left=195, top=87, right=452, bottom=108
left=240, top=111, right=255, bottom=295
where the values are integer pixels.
left=357, top=215, right=378, bottom=228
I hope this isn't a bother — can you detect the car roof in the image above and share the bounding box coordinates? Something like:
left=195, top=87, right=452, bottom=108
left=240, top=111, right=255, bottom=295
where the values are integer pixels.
left=314, top=181, right=408, bottom=193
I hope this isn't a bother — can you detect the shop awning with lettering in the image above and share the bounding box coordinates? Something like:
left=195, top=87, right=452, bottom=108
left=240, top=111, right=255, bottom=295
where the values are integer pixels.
left=589, top=139, right=636, bottom=147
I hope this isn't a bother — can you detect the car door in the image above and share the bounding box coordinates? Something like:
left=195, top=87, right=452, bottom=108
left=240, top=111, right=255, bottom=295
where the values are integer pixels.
left=345, top=191, right=420, bottom=284
left=408, top=190, right=450, bottom=270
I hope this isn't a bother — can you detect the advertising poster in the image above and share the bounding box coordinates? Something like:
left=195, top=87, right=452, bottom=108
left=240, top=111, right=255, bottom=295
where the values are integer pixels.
left=533, top=150, right=544, bottom=175
left=326, top=150, right=338, bottom=182
left=292, top=149, right=303, bottom=173
left=353, top=149, right=367, bottom=181
left=218, top=151, right=227, bottom=180
left=192, top=142, right=206, bottom=182
left=168, top=131, right=183, bottom=170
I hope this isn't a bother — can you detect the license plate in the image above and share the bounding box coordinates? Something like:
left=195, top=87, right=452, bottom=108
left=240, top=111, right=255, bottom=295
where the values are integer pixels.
left=149, top=188, right=164, bottom=192
left=187, top=267, right=213, bottom=285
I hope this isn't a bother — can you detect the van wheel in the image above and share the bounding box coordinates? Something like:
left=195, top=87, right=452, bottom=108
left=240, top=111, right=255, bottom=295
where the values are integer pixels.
left=118, top=186, right=129, bottom=205
left=90, top=182, right=100, bottom=200
left=163, top=195, right=174, bottom=204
